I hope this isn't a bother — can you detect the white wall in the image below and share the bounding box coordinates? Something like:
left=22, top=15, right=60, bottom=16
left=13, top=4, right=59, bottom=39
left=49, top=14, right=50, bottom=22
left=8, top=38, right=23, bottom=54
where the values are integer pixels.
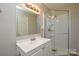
left=0, top=4, right=16, bottom=56
left=70, top=5, right=79, bottom=52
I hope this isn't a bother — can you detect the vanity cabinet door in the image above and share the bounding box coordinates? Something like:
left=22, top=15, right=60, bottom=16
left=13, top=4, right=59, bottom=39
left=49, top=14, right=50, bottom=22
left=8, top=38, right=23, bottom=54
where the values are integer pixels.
left=31, top=49, right=43, bottom=56
left=43, top=42, right=51, bottom=56
left=31, top=41, right=51, bottom=56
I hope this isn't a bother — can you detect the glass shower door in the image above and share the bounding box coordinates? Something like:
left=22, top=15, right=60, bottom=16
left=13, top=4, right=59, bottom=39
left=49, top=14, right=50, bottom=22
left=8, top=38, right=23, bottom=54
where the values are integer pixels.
left=44, top=10, right=69, bottom=56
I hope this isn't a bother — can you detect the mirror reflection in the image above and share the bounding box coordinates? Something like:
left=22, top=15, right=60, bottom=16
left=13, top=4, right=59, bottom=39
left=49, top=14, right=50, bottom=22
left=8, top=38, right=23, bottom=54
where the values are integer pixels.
left=16, top=4, right=41, bottom=37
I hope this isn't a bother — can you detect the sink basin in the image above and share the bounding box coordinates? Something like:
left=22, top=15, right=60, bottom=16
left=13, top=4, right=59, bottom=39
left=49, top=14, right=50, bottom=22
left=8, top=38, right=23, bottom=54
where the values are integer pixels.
left=16, top=37, right=50, bottom=54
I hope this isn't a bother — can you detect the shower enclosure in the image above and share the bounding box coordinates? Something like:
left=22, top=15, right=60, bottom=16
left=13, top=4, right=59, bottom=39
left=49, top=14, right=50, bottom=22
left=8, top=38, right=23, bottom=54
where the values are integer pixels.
left=44, top=10, right=70, bottom=56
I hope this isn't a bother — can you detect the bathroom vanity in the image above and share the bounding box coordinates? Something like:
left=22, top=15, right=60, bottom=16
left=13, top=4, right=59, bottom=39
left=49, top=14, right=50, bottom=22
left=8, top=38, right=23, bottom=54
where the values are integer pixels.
left=16, top=37, right=51, bottom=56
left=16, top=4, right=51, bottom=56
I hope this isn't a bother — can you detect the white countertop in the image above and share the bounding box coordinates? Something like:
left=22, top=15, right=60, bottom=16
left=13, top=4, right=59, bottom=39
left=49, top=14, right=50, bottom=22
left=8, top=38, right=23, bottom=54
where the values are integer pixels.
left=16, top=37, right=50, bottom=54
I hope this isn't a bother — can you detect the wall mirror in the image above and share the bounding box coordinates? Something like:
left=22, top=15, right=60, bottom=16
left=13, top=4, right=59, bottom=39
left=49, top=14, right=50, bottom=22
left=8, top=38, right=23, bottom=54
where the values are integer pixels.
left=16, top=4, right=41, bottom=37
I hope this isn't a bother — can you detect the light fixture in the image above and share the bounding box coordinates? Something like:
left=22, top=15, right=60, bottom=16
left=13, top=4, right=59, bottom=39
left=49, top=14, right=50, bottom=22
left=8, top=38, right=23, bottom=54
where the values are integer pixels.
left=24, top=3, right=40, bottom=14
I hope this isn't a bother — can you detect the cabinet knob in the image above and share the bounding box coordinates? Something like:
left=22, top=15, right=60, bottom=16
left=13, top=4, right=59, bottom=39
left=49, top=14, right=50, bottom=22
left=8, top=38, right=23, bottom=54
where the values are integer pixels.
left=52, top=49, right=57, bottom=52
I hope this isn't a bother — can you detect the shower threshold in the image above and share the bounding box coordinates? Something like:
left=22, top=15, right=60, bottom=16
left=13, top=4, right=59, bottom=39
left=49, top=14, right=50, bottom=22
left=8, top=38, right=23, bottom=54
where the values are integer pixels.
left=51, top=48, right=79, bottom=56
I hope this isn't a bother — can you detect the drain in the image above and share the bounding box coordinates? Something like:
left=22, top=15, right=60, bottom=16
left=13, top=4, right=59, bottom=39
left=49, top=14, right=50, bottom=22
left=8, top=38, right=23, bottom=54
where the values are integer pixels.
left=52, top=49, right=57, bottom=52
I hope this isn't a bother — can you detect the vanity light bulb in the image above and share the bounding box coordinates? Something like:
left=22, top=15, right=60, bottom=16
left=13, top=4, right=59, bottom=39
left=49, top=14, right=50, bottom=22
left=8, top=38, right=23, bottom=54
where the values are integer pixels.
left=38, top=9, right=40, bottom=11
left=31, top=5, right=34, bottom=8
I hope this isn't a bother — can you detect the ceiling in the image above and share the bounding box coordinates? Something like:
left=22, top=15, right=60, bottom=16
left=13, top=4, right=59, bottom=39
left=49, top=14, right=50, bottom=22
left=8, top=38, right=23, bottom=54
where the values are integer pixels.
left=43, top=3, right=73, bottom=10
left=43, top=3, right=79, bottom=16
